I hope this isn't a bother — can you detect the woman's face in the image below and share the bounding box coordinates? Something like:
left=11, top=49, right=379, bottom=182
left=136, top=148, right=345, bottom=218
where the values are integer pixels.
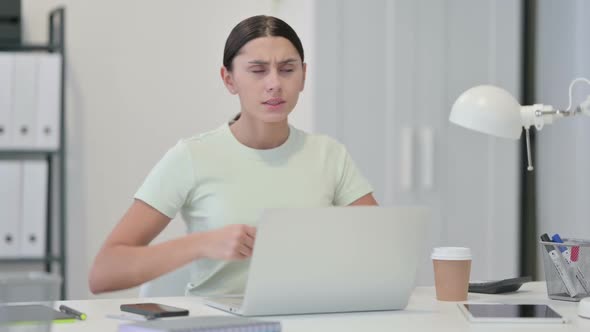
left=222, top=36, right=306, bottom=124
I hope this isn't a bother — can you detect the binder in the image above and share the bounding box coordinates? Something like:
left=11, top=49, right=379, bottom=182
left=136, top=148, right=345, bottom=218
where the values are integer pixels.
left=0, top=160, right=22, bottom=257
left=0, top=53, right=14, bottom=148
left=19, top=159, right=48, bottom=257
left=35, top=54, right=61, bottom=150
left=11, top=53, right=38, bottom=149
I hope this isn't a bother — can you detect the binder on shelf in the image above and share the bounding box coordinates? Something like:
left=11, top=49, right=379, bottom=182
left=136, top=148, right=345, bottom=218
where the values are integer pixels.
left=0, top=7, right=66, bottom=300
left=0, top=0, right=21, bottom=45
left=19, top=159, right=48, bottom=258
left=0, top=160, right=22, bottom=258
left=0, top=53, right=14, bottom=148
left=11, top=53, right=38, bottom=149
left=35, top=53, right=61, bottom=150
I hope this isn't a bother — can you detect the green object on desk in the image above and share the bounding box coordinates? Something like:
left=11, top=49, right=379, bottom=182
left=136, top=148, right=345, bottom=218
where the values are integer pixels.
left=59, top=304, right=87, bottom=320
left=0, top=304, right=77, bottom=325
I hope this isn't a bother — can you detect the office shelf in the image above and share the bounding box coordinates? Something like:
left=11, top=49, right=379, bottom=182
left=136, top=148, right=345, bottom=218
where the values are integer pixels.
left=0, top=7, right=67, bottom=300
left=0, top=44, right=56, bottom=52
left=0, top=256, right=63, bottom=263
left=0, top=150, right=60, bottom=157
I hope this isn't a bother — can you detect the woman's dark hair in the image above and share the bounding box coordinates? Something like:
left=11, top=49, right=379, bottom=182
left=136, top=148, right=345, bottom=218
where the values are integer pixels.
left=223, top=15, right=304, bottom=71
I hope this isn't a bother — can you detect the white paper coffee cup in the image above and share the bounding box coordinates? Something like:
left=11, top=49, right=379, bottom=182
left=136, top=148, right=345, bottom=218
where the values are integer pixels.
left=432, top=247, right=472, bottom=301
left=431, top=247, right=472, bottom=260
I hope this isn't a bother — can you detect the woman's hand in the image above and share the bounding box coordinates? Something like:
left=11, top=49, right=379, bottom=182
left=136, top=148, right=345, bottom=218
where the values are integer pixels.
left=201, top=224, right=257, bottom=260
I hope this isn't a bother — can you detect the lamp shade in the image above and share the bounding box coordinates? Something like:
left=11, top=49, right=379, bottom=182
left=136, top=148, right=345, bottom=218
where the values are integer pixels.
left=449, top=85, right=523, bottom=139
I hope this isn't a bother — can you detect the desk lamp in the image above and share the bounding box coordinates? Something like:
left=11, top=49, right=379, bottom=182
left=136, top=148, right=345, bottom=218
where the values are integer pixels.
left=449, top=78, right=590, bottom=170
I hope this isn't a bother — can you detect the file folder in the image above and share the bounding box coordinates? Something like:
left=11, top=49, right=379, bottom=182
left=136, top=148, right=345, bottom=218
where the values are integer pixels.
left=0, top=53, right=14, bottom=148
left=35, top=54, right=61, bottom=150
left=12, top=53, right=38, bottom=149
left=19, top=159, right=48, bottom=257
left=0, top=160, right=22, bottom=258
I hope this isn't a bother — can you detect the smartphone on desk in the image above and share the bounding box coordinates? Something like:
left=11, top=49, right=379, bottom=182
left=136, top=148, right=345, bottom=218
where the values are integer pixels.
left=120, top=303, right=189, bottom=319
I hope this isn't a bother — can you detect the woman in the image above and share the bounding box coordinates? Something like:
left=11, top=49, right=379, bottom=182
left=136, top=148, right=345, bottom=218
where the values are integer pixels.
left=88, top=15, right=377, bottom=296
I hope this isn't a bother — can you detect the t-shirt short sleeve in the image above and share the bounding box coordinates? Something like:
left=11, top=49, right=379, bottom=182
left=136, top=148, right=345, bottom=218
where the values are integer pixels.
left=134, top=141, right=195, bottom=218
left=333, top=145, right=374, bottom=206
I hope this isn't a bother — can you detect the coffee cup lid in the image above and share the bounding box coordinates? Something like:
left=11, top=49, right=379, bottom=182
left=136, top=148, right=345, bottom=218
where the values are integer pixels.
left=431, top=247, right=472, bottom=260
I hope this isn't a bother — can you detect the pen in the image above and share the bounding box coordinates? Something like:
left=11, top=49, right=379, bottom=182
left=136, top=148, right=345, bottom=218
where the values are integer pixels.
left=59, top=304, right=87, bottom=320
left=540, top=233, right=579, bottom=297
left=552, top=234, right=590, bottom=294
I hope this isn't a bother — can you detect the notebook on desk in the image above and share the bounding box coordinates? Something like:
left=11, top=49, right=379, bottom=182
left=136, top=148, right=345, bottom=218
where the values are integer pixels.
left=205, top=206, right=430, bottom=316
left=118, top=316, right=280, bottom=332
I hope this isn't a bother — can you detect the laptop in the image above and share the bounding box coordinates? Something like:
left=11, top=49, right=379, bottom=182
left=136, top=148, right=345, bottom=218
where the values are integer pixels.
left=204, top=206, right=429, bottom=316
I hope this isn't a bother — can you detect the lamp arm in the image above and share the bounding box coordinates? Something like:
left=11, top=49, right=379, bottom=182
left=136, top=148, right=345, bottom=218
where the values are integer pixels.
left=519, top=104, right=579, bottom=171
left=565, top=77, right=590, bottom=111
left=520, top=100, right=590, bottom=131
left=520, top=104, right=554, bottom=131
left=524, top=127, right=534, bottom=171
left=519, top=106, right=547, bottom=171
left=536, top=108, right=576, bottom=117
left=576, top=95, right=590, bottom=117
left=521, top=77, right=590, bottom=130
left=517, top=77, right=590, bottom=172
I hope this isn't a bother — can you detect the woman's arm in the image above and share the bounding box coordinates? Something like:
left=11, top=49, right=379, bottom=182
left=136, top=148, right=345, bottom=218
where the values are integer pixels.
left=349, top=193, right=379, bottom=206
left=88, top=199, right=256, bottom=294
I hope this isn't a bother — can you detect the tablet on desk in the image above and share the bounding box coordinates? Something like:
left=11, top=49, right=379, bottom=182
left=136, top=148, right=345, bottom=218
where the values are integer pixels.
left=459, top=304, right=567, bottom=324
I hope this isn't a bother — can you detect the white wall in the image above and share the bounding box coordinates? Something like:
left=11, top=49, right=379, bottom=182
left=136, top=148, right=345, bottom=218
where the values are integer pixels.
left=22, top=0, right=314, bottom=300
left=314, top=0, right=520, bottom=285
left=536, top=0, right=590, bottom=276
left=19, top=0, right=534, bottom=300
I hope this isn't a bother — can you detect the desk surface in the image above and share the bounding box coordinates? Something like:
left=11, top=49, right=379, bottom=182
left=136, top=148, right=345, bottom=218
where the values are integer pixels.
left=6, top=282, right=590, bottom=331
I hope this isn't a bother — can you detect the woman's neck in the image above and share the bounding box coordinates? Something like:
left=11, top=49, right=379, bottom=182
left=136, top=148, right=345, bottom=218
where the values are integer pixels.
left=229, top=113, right=290, bottom=149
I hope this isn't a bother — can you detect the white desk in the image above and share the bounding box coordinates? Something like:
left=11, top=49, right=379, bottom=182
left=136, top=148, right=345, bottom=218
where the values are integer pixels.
left=8, top=282, right=590, bottom=331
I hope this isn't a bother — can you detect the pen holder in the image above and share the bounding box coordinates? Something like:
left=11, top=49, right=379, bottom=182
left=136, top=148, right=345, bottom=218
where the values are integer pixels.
left=540, top=238, right=590, bottom=302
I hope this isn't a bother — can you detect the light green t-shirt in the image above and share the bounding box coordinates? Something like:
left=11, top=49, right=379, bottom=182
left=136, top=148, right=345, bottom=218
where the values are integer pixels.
left=135, top=123, right=373, bottom=296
